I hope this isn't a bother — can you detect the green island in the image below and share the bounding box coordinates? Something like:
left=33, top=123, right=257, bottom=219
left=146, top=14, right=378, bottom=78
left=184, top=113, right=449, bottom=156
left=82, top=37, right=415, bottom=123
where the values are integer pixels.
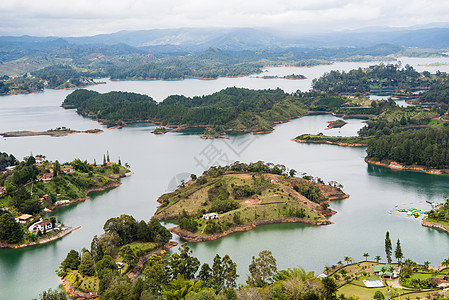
left=62, top=87, right=309, bottom=133
left=0, top=152, right=131, bottom=248
left=49, top=224, right=449, bottom=300
left=327, top=119, right=347, bottom=129
left=259, top=73, right=306, bottom=80
left=293, top=134, right=371, bottom=147
left=154, top=161, right=348, bottom=242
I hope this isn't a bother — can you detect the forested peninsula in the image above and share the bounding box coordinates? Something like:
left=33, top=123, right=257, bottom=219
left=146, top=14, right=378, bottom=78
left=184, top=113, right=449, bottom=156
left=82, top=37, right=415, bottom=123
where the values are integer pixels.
left=62, top=87, right=310, bottom=133
left=154, top=161, right=348, bottom=242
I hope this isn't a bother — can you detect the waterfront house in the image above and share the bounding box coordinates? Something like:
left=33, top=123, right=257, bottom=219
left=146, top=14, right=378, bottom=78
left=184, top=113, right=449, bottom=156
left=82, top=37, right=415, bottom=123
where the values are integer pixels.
left=202, top=213, right=218, bottom=220
left=0, top=186, right=6, bottom=196
left=28, top=219, right=53, bottom=233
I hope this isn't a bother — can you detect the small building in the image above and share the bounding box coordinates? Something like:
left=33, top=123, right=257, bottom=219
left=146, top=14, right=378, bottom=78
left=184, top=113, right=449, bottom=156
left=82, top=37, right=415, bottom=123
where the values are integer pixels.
left=15, top=214, right=33, bottom=224
left=202, top=213, right=218, bottom=220
left=61, top=167, right=75, bottom=174
left=0, top=187, right=6, bottom=196
left=106, top=161, right=114, bottom=167
left=270, top=179, right=278, bottom=183
left=41, top=173, right=54, bottom=183
left=28, top=219, right=53, bottom=233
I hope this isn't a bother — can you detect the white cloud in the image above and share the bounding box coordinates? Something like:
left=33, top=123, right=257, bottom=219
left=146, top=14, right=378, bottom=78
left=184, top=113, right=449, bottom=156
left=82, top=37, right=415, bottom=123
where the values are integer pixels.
left=0, top=0, right=448, bottom=36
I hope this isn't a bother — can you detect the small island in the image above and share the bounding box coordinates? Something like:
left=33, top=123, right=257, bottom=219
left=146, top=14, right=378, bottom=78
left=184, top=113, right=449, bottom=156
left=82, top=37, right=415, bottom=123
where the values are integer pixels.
left=326, top=119, right=347, bottom=129
left=292, top=134, right=369, bottom=147
left=0, top=127, right=103, bottom=138
left=259, top=74, right=306, bottom=80
left=154, top=161, right=348, bottom=242
left=0, top=152, right=131, bottom=248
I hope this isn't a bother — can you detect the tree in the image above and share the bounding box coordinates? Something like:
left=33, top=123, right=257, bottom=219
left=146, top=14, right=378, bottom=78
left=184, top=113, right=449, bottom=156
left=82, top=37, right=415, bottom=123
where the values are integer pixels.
left=168, top=243, right=200, bottom=280
left=79, top=251, right=96, bottom=276
left=38, top=288, right=68, bottom=300
left=107, top=151, right=110, bottom=162
left=163, top=274, right=202, bottom=300
left=363, top=253, right=370, bottom=262
left=344, top=256, right=352, bottom=265
left=442, top=258, right=449, bottom=268
left=322, top=277, right=338, bottom=299
left=423, top=261, right=431, bottom=270
left=247, top=250, right=277, bottom=287
left=0, top=211, right=24, bottom=243
left=289, top=169, right=297, bottom=177
left=375, top=256, right=381, bottom=263
left=395, top=239, right=404, bottom=264
left=222, top=254, right=238, bottom=289
left=103, top=155, right=106, bottom=166
left=50, top=216, right=56, bottom=229
left=373, top=290, right=384, bottom=300
left=143, top=255, right=170, bottom=295
left=53, top=160, right=61, bottom=176
left=385, top=232, right=392, bottom=264
left=61, top=249, right=81, bottom=271
left=119, top=245, right=136, bottom=268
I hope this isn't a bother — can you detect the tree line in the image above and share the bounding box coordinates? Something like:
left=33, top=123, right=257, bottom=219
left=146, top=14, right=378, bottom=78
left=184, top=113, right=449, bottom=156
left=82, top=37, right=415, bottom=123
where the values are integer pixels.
left=366, top=126, right=449, bottom=168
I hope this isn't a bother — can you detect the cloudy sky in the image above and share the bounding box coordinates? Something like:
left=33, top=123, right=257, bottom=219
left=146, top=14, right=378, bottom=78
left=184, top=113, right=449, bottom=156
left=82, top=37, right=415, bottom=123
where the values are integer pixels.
left=1, top=0, right=448, bottom=37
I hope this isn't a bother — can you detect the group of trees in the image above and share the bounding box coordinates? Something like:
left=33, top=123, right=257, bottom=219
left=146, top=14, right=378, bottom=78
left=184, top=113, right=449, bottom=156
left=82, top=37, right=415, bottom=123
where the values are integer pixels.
left=58, top=237, right=339, bottom=300
left=0, top=210, right=24, bottom=243
left=312, top=63, right=431, bottom=94
left=0, top=152, right=17, bottom=172
left=366, top=127, right=449, bottom=169
left=62, top=87, right=309, bottom=132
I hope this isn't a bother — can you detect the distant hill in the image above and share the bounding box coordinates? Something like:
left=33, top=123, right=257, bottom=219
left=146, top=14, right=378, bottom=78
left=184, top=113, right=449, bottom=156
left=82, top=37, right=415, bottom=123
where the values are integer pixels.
left=1, top=27, right=449, bottom=53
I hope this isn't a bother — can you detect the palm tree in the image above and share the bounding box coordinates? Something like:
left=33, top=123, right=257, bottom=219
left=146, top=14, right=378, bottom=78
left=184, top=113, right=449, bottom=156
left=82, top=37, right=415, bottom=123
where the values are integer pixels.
left=375, top=255, right=381, bottom=263
left=337, top=261, right=343, bottom=266
left=344, top=256, right=353, bottom=265
left=442, top=258, right=449, bottom=268
left=363, top=253, right=370, bottom=262
left=423, top=261, right=431, bottom=270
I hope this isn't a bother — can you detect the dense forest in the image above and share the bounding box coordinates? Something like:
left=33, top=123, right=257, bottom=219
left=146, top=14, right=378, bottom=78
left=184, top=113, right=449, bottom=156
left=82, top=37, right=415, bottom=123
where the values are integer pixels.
left=63, top=87, right=309, bottom=132
left=366, top=127, right=449, bottom=169
left=55, top=214, right=339, bottom=300
left=312, top=64, right=433, bottom=94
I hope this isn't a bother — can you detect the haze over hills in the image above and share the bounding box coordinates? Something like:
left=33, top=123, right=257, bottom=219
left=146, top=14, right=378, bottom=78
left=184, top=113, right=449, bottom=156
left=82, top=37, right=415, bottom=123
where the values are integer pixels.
left=1, top=26, right=449, bottom=52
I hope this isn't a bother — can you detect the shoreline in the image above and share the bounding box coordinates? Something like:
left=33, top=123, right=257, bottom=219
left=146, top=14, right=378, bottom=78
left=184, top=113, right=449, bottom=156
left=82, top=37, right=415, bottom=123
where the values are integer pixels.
left=291, top=138, right=367, bottom=147
left=0, top=226, right=80, bottom=249
left=169, top=217, right=333, bottom=243
left=364, top=158, right=449, bottom=175
left=46, top=181, right=124, bottom=212
left=422, top=219, right=449, bottom=234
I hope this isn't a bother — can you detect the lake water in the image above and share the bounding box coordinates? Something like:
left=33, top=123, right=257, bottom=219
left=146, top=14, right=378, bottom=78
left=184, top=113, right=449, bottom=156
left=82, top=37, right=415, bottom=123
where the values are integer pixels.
left=1, top=58, right=449, bottom=299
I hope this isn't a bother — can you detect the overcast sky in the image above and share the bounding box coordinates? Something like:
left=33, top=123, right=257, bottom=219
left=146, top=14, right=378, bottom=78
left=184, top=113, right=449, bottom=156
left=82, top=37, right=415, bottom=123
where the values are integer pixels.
left=1, top=0, right=449, bottom=37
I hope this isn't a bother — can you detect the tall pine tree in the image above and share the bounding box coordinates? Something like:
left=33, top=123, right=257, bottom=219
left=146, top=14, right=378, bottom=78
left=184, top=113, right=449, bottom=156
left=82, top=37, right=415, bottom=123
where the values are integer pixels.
left=385, top=232, right=392, bottom=264
left=395, top=238, right=404, bottom=264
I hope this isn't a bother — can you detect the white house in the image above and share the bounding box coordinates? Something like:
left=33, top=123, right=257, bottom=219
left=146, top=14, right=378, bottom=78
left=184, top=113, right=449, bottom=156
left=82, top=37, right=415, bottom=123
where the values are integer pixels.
left=28, top=219, right=53, bottom=233
left=202, top=213, right=218, bottom=220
